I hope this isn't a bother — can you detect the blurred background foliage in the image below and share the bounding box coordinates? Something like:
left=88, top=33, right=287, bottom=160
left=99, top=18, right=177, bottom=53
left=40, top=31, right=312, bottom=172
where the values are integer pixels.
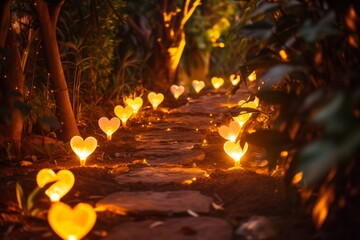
left=228, top=0, right=360, bottom=237
left=1, top=0, right=359, bottom=236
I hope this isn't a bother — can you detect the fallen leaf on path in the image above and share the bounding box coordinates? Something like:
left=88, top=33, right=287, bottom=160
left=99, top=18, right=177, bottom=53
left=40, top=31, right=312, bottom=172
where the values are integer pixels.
left=187, top=209, right=199, bottom=217
left=149, top=221, right=165, bottom=228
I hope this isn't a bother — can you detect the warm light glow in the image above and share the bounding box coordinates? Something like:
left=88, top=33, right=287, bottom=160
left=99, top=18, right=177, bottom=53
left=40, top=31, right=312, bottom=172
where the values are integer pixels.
left=98, top=117, right=120, bottom=140
left=224, top=141, right=248, bottom=167
left=170, top=85, right=185, bottom=100
left=125, top=97, right=143, bottom=114
left=312, top=186, right=334, bottom=229
left=279, top=49, right=288, bottom=61
left=70, top=136, right=97, bottom=166
left=230, top=74, right=240, bottom=85
left=218, top=121, right=241, bottom=142
left=248, top=71, right=256, bottom=82
left=233, top=98, right=259, bottom=126
left=192, top=80, right=205, bottom=93
left=114, top=105, right=133, bottom=126
left=211, top=77, right=224, bottom=89
left=292, top=172, right=303, bottom=185
left=148, top=92, right=164, bottom=110
left=36, top=169, right=75, bottom=202
left=233, top=113, right=250, bottom=127
left=48, top=202, right=97, bottom=240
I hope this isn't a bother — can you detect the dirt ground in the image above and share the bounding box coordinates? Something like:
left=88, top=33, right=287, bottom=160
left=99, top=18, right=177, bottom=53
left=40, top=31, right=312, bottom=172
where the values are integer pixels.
left=0, top=91, right=323, bottom=240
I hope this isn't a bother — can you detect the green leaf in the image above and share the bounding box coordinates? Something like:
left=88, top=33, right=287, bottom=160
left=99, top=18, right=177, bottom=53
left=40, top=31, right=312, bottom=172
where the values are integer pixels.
left=298, top=11, right=339, bottom=42
left=16, top=182, right=26, bottom=210
left=238, top=20, right=275, bottom=40
left=250, top=2, right=279, bottom=18
left=261, top=64, right=303, bottom=88
left=27, top=187, right=42, bottom=212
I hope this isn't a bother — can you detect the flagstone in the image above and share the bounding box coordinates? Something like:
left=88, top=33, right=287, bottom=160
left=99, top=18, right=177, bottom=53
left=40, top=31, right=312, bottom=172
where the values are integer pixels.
left=113, top=166, right=206, bottom=184
left=96, top=190, right=212, bottom=214
left=104, top=217, right=232, bottom=240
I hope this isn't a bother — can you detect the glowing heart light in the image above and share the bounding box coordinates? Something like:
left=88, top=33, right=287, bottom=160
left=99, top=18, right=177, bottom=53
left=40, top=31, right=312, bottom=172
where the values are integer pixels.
left=233, top=114, right=251, bottom=127
left=114, top=105, right=133, bottom=126
left=148, top=92, right=164, bottom=110
left=70, top=136, right=97, bottom=167
left=48, top=202, right=96, bottom=240
left=192, top=80, right=205, bottom=93
left=218, top=121, right=241, bottom=142
left=224, top=141, right=248, bottom=167
left=230, top=74, right=240, bottom=85
left=211, top=77, right=224, bottom=90
left=125, top=97, right=143, bottom=114
left=98, top=117, right=120, bottom=140
left=233, top=98, right=259, bottom=126
left=248, top=71, right=256, bottom=82
left=36, top=169, right=75, bottom=202
left=170, top=85, right=185, bottom=100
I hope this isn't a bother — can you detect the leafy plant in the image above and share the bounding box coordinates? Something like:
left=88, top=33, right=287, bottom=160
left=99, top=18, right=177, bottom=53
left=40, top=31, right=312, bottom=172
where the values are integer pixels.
left=230, top=0, right=360, bottom=233
left=15, top=181, right=54, bottom=217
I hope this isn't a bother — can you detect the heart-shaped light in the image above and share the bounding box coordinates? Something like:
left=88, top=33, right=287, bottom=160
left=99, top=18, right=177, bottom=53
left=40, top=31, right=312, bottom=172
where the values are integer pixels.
left=192, top=80, right=205, bottom=93
left=98, top=117, right=120, bottom=140
left=218, top=121, right=241, bottom=142
left=36, top=169, right=75, bottom=202
left=233, top=98, right=259, bottom=126
left=224, top=141, right=248, bottom=166
left=70, top=136, right=97, bottom=166
left=170, top=85, right=185, bottom=100
left=125, top=97, right=143, bottom=114
left=48, top=202, right=96, bottom=240
left=148, top=92, right=164, bottom=110
left=211, top=77, right=224, bottom=90
left=233, top=114, right=251, bottom=127
left=230, top=74, right=240, bottom=85
left=114, top=105, right=133, bottom=126
left=248, top=71, right=256, bottom=82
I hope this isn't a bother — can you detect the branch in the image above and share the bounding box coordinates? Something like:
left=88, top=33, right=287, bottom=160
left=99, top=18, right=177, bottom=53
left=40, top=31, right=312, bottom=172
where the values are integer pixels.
left=181, top=0, right=201, bottom=29
left=127, top=15, right=150, bottom=44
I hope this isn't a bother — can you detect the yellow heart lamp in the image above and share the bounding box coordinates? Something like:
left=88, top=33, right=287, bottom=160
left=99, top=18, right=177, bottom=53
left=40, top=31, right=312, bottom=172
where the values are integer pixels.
left=98, top=117, right=120, bottom=140
left=36, top=169, right=75, bottom=202
left=48, top=202, right=96, bottom=240
left=148, top=92, right=164, bottom=110
left=170, top=85, right=185, bottom=100
left=114, top=105, right=133, bottom=126
left=125, top=97, right=143, bottom=114
left=224, top=141, right=248, bottom=167
left=192, top=80, right=205, bottom=93
left=70, top=136, right=97, bottom=166
left=248, top=71, right=256, bottom=82
left=233, top=98, right=259, bottom=126
left=230, top=74, right=240, bottom=85
left=211, top=77, right=224, bottom=90
left=218, top=121, right=241, bottom=142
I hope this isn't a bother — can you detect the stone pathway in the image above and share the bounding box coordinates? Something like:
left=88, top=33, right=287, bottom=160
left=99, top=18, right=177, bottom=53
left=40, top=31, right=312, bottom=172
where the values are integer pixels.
left=96, top=89, right=249, bottom=239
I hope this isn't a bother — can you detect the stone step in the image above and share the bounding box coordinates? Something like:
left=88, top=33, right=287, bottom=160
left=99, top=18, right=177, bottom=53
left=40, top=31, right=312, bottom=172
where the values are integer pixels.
left=104, top=217, right=232, bottom=240
left=96, top=190, right=212, bottom=215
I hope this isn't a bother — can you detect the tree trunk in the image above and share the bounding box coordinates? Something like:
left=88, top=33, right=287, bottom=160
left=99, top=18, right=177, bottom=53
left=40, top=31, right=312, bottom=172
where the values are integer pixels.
left=0, top=0, right=24, bottom=161
left=34, top=0, right=79, bottom=141
left=0, top=0, right=10, bottom=49
left=147, top=0, right=200, bottom=91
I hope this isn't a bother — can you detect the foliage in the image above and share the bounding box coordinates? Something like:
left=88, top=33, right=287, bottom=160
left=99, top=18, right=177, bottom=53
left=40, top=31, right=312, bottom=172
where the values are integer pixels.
left=15, top=181, right=53, bottom=217
left=182, top=0, right=239, bottom=77
left=231, top=0, right=360, bottom=232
